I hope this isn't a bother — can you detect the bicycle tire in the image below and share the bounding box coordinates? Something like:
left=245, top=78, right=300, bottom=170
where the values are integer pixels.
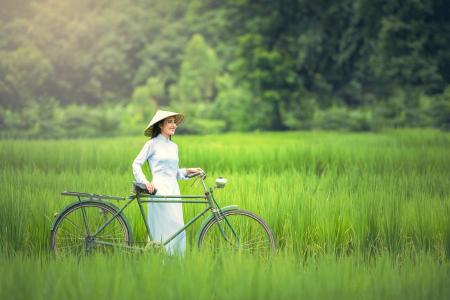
left=198, top=209, right=275, bottom=255
left=50, top=201, right=132, bottom=256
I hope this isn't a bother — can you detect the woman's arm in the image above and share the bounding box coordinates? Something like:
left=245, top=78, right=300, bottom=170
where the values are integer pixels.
left=176, top=167, right=189, bottom=180
left=132, top=140, right=153, bottom=185
left=177, top=167, right=204, bottom=180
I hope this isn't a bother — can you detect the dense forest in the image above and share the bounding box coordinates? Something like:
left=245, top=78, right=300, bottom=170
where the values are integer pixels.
left=0, top=0, right=449, bottom=137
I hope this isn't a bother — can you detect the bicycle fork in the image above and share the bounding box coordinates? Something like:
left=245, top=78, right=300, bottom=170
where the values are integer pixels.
left=207, top=188, right=240, bottom=248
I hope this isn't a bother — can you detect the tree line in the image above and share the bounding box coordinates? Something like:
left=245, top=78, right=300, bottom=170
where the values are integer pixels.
left=0, top=0, right=449, bottom=138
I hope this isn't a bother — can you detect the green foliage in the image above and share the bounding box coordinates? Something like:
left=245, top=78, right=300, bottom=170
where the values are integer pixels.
left=315, top=106, right=377, bottom=132
left=0, top=47, right=53, bottom=109
left=213, top=74, right=254, bottom=131
left=281, top=90, right=317, bottom=130
left=183, top=117, right=226, bottom=135
left=131, top=77, right=160, bottom=111
left=178, top=34, right=219, bottom=105
left=171, top=33, right=219, bottom=130
left=0, top=98, right=61, bottom=138
left=1, top=0, right=450, bottom=135
left=57, top=105, right=111, bottom=138
left=429, top=87, right=450, bottom=130
left=369, top=0, right=445, bottom=92
left=373, top=89, right=408, bottom=128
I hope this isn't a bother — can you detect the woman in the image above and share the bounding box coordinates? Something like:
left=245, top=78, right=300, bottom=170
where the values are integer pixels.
left=132, top=110, right=202, bottom=255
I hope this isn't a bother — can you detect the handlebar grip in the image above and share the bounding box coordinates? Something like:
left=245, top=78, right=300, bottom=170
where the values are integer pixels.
left=187, top=171, right=206, bottom=178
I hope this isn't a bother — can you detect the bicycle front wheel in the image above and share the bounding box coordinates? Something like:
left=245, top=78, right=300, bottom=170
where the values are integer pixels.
left=51, top=201, right=131, bottom=256
left=198, top=209, right=275, bottom=255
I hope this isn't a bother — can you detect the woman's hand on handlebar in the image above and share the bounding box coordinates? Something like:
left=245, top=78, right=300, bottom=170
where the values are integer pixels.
left=187, top=167, right=204, bottom=176
left=145, top=181, right=156, bottom=194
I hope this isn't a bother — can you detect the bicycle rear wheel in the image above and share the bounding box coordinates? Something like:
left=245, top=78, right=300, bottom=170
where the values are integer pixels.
left=198, top=209, right=275, bottom=255
left=51, top=201, right=131, bottom=256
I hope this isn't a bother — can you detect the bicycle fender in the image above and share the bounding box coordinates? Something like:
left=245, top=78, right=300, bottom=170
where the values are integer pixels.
left=50, top=199, right=132, bottom=238
left=195, top=205, right=239, bottom=242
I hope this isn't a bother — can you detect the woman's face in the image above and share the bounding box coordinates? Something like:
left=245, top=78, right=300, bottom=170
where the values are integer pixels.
left=159, top=117, right=177, bottom=136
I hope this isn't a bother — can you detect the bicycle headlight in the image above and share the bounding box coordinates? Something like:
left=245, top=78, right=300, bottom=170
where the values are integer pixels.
left=215, top=177, right=227, bottom=188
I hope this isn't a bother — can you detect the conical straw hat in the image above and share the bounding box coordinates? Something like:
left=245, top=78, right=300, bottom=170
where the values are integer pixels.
left=144, top=110, right=184, bottom=137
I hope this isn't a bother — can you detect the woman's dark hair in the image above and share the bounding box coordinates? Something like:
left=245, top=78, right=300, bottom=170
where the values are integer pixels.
left=150, top=119, right=172, bottom=140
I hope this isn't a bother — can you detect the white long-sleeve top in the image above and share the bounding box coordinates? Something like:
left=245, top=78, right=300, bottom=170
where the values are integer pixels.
left=132, top=133, right=188, bottom=255
left=132, top=133, right=188, bottom=186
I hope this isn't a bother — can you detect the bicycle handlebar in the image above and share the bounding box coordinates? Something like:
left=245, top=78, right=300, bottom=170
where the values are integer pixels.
left=187, top=171, right=206, bottom=179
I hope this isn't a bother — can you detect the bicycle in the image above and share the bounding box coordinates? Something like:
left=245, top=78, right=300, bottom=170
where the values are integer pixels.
left=50, top=171, right=276, bottom=256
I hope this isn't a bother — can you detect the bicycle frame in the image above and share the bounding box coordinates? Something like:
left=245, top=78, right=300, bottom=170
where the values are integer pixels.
left=60, top=174, right=239, bottom=251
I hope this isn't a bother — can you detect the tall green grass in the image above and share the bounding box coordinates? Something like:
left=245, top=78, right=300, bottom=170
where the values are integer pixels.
left=0, top=129, right=449, bottom=298
left=1, top=129, right=449, bottom=257
left=1, top=252, right=449, bottom=300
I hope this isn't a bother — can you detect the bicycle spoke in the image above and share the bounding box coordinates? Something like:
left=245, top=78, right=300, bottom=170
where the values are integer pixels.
left=100, top=223, right=122, bottom=237
left=63, top=216, right=84, bottom=233
left=52, top=203, right=130, bottom=256
left=97, top=236, right=127, bottom=241
left=56, top=236, right=85, bottom=241
left=199, top=210, right=275, bottom=255
left=56, top=242, right=85, bottom=255
left=56, top=227, right=85, bottom=239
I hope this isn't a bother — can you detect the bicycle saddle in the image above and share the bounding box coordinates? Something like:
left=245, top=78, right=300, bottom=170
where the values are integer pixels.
left=132, top=182, right=157, bottom=195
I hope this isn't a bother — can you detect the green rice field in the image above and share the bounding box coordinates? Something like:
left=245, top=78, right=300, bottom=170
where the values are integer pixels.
left=1, top=129, right=449, bottom=299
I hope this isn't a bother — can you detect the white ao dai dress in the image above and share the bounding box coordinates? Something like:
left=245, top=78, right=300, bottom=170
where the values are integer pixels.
left=132, top=133, right=188, bottom=255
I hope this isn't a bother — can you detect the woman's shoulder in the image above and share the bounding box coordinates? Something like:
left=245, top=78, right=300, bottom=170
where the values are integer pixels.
left=146, top=136, right=177, bottom=148
left=142, top=138, right=156, bottom=148
left=169, top=139, right=178, bottom=148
